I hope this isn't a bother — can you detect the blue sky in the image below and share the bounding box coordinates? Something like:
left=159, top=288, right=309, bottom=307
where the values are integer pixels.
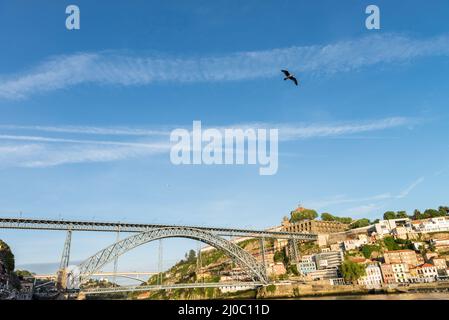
left=1, top=1, right=449, bottom=273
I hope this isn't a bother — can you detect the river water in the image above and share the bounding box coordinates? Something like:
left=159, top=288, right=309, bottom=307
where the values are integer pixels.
left=300, top=292, right=449, bottom=300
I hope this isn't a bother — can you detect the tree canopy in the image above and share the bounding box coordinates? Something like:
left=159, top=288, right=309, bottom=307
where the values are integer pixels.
left=412, top=207, right=448, bottom=220
left=349, top=218, right=371, bottom=229
left=290, top=209, right=318, bottom=223
left=321, top=213, right=352, bottom=224
left=0, top=239, right=15, bottom=272
left=339, top=260, right=366, bottom=283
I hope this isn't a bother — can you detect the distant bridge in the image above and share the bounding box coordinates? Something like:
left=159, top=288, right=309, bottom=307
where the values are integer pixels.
left=77, top=282, right=263, bottom=295
left=35, top=271, right=157, bottom=283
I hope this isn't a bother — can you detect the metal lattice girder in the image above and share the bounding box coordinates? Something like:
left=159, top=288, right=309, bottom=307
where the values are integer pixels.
left=0, top=217, right=317, bottom=241
left=59, top=229, right=72, bottom=270
left=68, top=227, right=269, bottom=288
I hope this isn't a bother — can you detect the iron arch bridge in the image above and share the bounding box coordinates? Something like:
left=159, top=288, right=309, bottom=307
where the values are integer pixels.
left=67, top=227, right=268, bottom=289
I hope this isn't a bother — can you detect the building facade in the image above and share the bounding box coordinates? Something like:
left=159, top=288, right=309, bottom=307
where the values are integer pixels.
left=383, top=250, right=418, bottom=267
left=315, top=251, right=344, bottom=270
left=380, top=264, right=396, bottom=284
left=391, top=263, right=409, bottom=283
left=411, top=217, right=449, bottom=233
left=358, top=263, right=383, bottom=288
left=282, top=218, right=348, bottom=234
left=298, top=255, right=317, bottom=275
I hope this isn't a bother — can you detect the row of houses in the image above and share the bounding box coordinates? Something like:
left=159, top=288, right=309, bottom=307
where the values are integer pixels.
left=356, top=249, right=448, bottom=288
left=357, top=261, right=443, bottom=288
left=371, top=217, right=449, bottom=238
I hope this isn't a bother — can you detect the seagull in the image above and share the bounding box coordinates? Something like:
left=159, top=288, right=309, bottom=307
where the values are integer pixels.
left=281, top=70, right=299, bottom=86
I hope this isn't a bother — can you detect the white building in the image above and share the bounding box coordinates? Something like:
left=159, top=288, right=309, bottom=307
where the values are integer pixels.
left=307, top=268, right=339, bottom=280
left=411, top=217, right=449, bottom=233
left=391, top=263, right=409, bottom=283
left=342, top=235, right=369, bottom=251
left=315, top=251, right=344, bottom=269
left=417, top=264, right=438, bottom=282
left=298, top=255, right=317, bottom=276
left=358, top=263, right=383, bottom=289
left=372, top=218, right=411, bottom=238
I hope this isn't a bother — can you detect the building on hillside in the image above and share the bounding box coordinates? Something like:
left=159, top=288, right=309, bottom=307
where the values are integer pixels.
left=329, top=278, right=347, bottom=286
left=297, top=255, right=317, bottom=276
left=383, top=250, right=418, bottom=267
left=358, top=263, right=383, bottom=289
left=409, top=263, right=438, bottom=283
left=282, top=214, right=349, bottom=235
left=371, top=218, right=411, bottom=238
left=315, top=251, right=344, bottom=270
left=16, top=280, right=34, bottom=300
left=342, top=234, right=369, bottom=251
left=430, top=258, right=447, bottom=275
left=391, top=226, right=409, bottom=240
left=380, top=264, right=396, bottom=284
left=307, top=267, right=339, bottom=281
left=330, top=243, right=343, bottom=251
left=267, top=262, right=287, bottom=276
left=391, top=263, right=410, bottom=283
left=411, top=217, right=449, bottom=233
left=424, top=252, right=439, bottom=262
left=430, top=239, right=449, bottom=252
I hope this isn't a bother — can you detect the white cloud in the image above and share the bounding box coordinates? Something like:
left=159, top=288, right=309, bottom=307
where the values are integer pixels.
left=0, top=142, right=168, bottom=168
left=1, top=34, right=449, bottom=99
left=0, top=117, right=416, bottom=168
left=306, top=177, right=425, bottom=213
left=395, top=177, right=425, bottom=199
left=275, top=117, right=413, bottom=141
left=0, top=125, right=168, bottom=136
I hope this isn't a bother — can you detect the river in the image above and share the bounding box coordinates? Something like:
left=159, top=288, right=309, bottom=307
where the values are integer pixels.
left=300, top=292, right=449, bottom=300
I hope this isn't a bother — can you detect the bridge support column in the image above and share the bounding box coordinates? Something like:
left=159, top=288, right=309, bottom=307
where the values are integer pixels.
left=288, top=238, right=300, bottom=268
left=259, top=237, right=267, bottom=275
left=57, top=228, right=72, bottom=290
left=112, top=226, right=121, bottom=286
left=196, top=242, right=203, bottom=283
left=158, top=239, right=163, bottom=285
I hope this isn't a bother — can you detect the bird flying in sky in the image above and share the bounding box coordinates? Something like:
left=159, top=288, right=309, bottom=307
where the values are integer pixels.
left=281, top=70, right=299, bottom=86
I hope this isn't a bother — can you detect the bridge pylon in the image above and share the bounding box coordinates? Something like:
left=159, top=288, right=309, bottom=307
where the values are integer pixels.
left=57, top=229, right=72, bottom=290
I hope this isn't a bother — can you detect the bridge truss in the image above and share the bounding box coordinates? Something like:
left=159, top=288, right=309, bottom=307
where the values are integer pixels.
left=0, top=217, right=318, bottom=292
left=68, top=227, right=270, bottom=288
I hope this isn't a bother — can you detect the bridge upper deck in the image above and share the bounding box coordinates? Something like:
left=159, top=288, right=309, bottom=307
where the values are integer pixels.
left=0, top=217, right=317, bottom=240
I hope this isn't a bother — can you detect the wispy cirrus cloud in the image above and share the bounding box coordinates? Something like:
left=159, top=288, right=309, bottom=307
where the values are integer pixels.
left=0, top=116, right=416, bottom=168
left=1, top=34, right=449, bottom=99
left=305, top=177, right=426, bottom=216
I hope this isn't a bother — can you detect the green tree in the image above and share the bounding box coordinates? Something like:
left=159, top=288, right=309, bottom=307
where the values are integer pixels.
left=273, top=250, right=285, bottom=263
left=412, top=209, right=423, bottom=220
left=320, top=212, right=352, bottom=224
left=424, top=209, right=445, bottom=218
left=338, top=217, right=353, bottom=224
left=361, top=244, right=381, bottom=259
left=383, top=211, right=397, bottom=220
left=439, top=206, right=449, bottom=215
left=0, top=239, right=15, bottom=272
left=321, top=213, right=334, bottom=221
left=349, top=219, right=371, bottom=229
left=396, top=211, right=409, bottom=219
left=290, top=209, right=318, bottom=223
left=383, top=236, right=401, bottom=251
left=340, top=260, right=366, bottom=284
left=185, top=249, right=196, bottom=263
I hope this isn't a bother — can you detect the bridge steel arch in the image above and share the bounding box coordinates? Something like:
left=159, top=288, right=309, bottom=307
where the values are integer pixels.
left=68, top=227, right=268, bottom=288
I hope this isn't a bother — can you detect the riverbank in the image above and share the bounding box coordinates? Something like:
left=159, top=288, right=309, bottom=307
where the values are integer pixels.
left=256, top=281, right=449, bottom=299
